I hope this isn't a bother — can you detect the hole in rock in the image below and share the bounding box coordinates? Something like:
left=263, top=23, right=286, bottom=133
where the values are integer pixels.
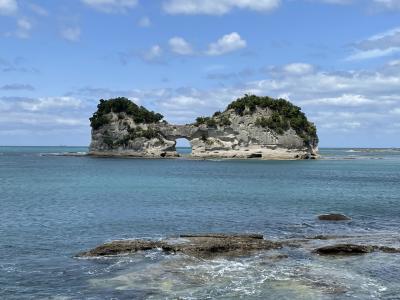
left=175, top=138, right=192, bottom=156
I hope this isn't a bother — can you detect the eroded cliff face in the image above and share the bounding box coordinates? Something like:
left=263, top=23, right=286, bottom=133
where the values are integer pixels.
left=89, top=96, right=318, bottom=159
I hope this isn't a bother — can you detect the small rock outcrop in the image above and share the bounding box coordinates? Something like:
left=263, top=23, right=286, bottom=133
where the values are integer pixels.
left=318, top=214, right=351, bottom=221
left=77, top=234, right=281, bottom=258
left=315, top=244, right=374, bottom=255
left=78, top=240, right=162, bottom=257
left=314, top=244, right=400, bottom=255
left=77, top=234, right=400, bottom=260
left=89, top=95, right=319, bottom=160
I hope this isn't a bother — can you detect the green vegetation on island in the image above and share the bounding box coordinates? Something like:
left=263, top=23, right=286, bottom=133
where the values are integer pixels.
left=227, top=94, right=317, bottom=141
left=195, top=117, right=217, bottom=128
left=195, top=115, right=231, bottom=127
left=90, top=97, right=163, bottom=130
left=89, top=95, right=317, bottom=146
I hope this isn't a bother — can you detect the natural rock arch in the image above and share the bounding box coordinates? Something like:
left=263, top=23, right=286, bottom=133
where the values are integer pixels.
left=89, top=95, right=319, bottom=159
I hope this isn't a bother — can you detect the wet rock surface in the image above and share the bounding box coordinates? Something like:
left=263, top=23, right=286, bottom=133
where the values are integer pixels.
left=165, top=234, right=280, bottom=258
left=314, top=244, right=400, bottom=255
left=78, top=240, right=164, bottom=257
left=318, top=214, right=351, bottom=221
left=77, top=234, right=282, bottom=258
left=314, top=244, right=374, bottom=255
left=78, top=233, right=400, bottom=259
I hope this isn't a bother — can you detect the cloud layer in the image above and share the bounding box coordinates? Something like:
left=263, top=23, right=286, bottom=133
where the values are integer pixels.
left=348, top=27, right=400, bottom=60
left=163, top=0, right=280, bottom=15
left=81, top=0, right=138, bottom=13
left=2, top=59, right=400, bottom=146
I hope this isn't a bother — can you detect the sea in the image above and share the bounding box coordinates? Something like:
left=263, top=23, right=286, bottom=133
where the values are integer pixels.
left=1, top=147, right=400, bottom=299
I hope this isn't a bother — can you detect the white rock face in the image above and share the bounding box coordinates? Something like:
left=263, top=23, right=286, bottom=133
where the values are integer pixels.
left=89, top=107, right=318, bottom=160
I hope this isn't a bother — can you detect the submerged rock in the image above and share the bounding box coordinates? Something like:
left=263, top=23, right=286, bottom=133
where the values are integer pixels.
left=77, top=234, right=281, bottom=258
left=374, top=246, right=400, bottom=253
left=314, top=244, right=374, bottom=255
left=318, top=214, right=351, bottom=221
left=179, top=233, right=264, bottom=239
left=309, top=235, right=353, bottom=240
left=314, top=244, right=400, bottom=255
left=164, top=234, right=280, bottom=258
left=78, top=240, right=164, bottom=257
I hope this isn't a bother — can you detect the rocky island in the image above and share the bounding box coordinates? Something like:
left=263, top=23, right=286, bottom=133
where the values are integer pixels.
left=89, top=95, right=318, bottom=159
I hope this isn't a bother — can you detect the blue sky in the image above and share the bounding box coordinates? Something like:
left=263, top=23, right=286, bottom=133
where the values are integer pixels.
left=1, top=0, right=400, bottom=147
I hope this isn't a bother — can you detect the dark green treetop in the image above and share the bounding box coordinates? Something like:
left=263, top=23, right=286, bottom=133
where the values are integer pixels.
left=90, top=97, right=163, bottom=129
left=227, top=94, right=317, bottom=140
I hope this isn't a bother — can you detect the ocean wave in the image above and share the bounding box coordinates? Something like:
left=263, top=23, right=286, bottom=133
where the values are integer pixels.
left=321, top=156, right=385, bottom=161
left=86, top=248, right=390, bottom=299
left=345, top=148, right=400, bottom=153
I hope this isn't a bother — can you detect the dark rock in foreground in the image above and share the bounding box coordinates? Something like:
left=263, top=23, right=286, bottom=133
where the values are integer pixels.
left=179, top=233, right=264, bottom=239
left=77, top=234, right=281, bottom=258
left=78, top=240, right=163, bottom=257
left=315, top=244, right=374, bottom=255
left=314, top=244, right=400, bottom=255
left=77, top=233, right=400, bottom=260
left=318, top=214, right=351, bottom=221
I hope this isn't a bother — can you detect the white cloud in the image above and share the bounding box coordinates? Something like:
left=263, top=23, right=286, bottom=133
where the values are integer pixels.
left=17, top=18, right=31, bottom=31
left=82, top=0, right=138, bottom=13
left=314, top=0, right=400, bottom=10
left=0, top=96, right=89, bottom=145
left=390, top=107, right=400, bottom=114
left=254, top=68, right=400, bottom=98
left=142, top=45, right=163, bottom=62
left=373, top=0, right=400, bottom=10
left=61, top=27, right=81, bottom=42
left=343, top=121, right=362, bottom=129
left=0, top=0, right=18, bottom=15
left=163, top=0, right=280, bottom=15
left=387, top=59, right=400, bottom=67
left=138, top=16, right=151, bottom=27
left=4, top=59, right=400, bottom=145
left=282, top=63, right=315, bottom=75
left=10, top=18, right=33, bottom=39
left=29, top=3, right=48, bottom=16
left=55, top=117, right=87, bottom=126
left=347, top=27, right=400, bottom=60
left=315, top=0, right=353, bottom=4
left=347, top=47, right=400, bottom=61
left=161, top=95, right=206, bottom=110
left=60, top=59, right=400, bottom=145
left=1, top=83, right=34, bottom=91
left=169, top=37, right=194, bottom=55
left=19, top=97, right=83, bottom=112
left=206, top=32, right=247, bottom=56
left=301, top=94, right=375, bottom=107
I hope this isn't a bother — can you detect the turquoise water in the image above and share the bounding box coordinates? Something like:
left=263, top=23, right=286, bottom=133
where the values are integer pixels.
left=1, top=147, right=400, bottom=299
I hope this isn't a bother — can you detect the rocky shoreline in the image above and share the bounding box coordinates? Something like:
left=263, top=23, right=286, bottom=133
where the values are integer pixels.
left=77, top=214, right=400, bottom=260
left=77, top=233, right=400, bottom=259
left=87, top=148, right=314, bottom=160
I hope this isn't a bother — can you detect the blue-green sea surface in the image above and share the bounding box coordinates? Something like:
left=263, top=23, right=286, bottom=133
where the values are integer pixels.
left=1, top=147, right=400, bottom=299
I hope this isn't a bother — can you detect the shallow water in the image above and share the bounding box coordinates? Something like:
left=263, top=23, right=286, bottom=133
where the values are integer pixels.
left=1, top=147, right=400, bottom=299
